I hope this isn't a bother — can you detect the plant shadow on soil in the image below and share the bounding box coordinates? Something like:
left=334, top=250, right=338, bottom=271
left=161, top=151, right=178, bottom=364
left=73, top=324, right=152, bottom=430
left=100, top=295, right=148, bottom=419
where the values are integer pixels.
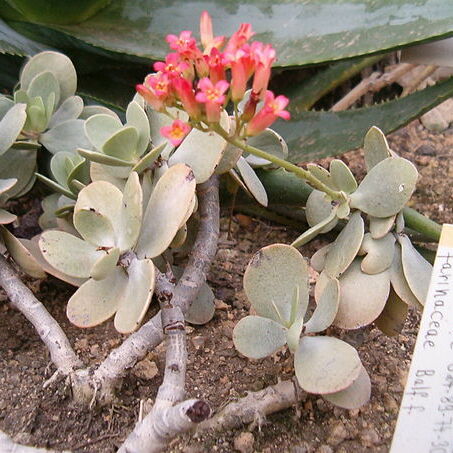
left=0, top=120, right=452, bottom=452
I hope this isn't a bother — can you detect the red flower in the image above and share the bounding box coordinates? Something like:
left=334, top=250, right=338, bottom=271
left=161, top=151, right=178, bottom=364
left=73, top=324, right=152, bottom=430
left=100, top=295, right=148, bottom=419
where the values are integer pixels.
left=225, top=23, right=254, bottom=54
left=136, top=73, right=172, bottom=111
left=154, top=53, right=189, bottom=78
left=200, top=11, right=225, bottom=52
left=160, top=119, right=191, bottom=146
left=246, top=91, right=290, bottom=136
left=172, top=77, right=200, bottom=119
left=166, top=31, right=198, bottom=59
left=251, top=42, right=276, bottom=99
left=196, top=78, right=229, bottom=123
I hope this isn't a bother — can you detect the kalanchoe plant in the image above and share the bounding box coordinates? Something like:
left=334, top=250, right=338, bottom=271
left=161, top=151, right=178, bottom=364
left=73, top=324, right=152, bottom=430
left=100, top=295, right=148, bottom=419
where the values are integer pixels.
left=38, top=166, right=196, bottom=333
left=233, top=243, right=371, bottom=409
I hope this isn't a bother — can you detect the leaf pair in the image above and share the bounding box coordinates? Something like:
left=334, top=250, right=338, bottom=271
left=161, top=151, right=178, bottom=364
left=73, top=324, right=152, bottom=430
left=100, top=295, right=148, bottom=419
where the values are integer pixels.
left=233, top=244, right=370, bottom=409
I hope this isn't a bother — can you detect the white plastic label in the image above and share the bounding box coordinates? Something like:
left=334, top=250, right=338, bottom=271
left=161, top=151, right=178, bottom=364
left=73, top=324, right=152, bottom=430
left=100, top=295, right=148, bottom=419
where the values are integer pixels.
left=391, top=224, right=453, bottom=453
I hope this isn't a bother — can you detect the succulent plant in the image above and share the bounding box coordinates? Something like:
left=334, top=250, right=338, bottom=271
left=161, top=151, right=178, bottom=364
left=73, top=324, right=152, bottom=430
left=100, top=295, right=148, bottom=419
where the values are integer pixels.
left=0, top=51, right=94, bottom=201
left=233, top=243, right=371, bottom=409
left=301, top=127, right=431, bottom=335
left=38, top=165, right=197, bottom=333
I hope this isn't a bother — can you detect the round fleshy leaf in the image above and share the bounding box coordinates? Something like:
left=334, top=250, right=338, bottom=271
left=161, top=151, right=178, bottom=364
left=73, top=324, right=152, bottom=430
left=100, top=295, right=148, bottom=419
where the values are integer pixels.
left=186, top=282, right=215, bottom=325
left=80, top=105, right=121, bottom=121
left=90, top=162, right=126, bottom=190
left=0, top=208, right=16, bottom=224
left=24, top=236, right=86, bottom=287
left=39, top=230, right=104, bottom=278
left=245, top=128, right=288, bottom=167
left=375, top=288, right=408, bottom=337
left=390, top=243, right=421, bottom=309
left=50, top=151, right=83, bottom=188
left=363, top=126, right=391, bottom=172
left=39, top=193, right=59, bottom=230
left=170, top=224, right=188, bottom=249
left=0, top=226, right=45, bottom=278
left=40, top=119, right=91, bottom=154
left=48, top=95, right=84, bottom=129
left=233, top=315, right=287, bottom=359
left=74, top=208, right=116, bottom=248
left=168, top=113, right=229, bottom=184
left=323, top=365, right=371, bottom=409
left=244, top=244, right=309, bottom=326
left=75, top=180, right=123, bottom=242
left=369, top=214, right=396, bottom=239
left=305, top=190, right=337, bottom=232
left=329, top=159, right=357, bottom=193
left=310, top=244, right=331, bottom=273
left=132, top=142, right=166, bottom=174
left=102, top=126, right=139, bottom=162
left=305, top=277, right=340, bottom=334
left=85, top=113, right=123, bottom=150
left=395, top=210, right=405, bottom=233
left=0, top=103, right=27, bottom=155
left=215, top=132, right=242, bottom=174
left=399, top=234, right=432, bottom=306
left=292, top=208, right=338, bottom=248
left=117, top=172, right=143, bottom=252
left=67, top=267, right=126, bottom=328
left=27, top=71, right=60, bottom=108
left=235, top=156, right=268, bottom=207
left=0, top=96, right=14, bottom=120
left=294, top=336, right=362, bottom=395
left=0, top=178, right=17, bottom=195
left=114, top=258, right=155, bottom=334
left=360, top=233, right=395, bottom=275
left=77, top=148, right=133, bottom=167
left=336, top=201, right=350, bottom=219
left=136, top=164, right=196, bottom=259
left=90, top=247, right=120, bottom=281
left=307, top=164, right=334, bottom=188
left=20, top=51, right=77, bottom=102
left=334, top=259, right=390, bottom=330
left=349, top=157, right=418, bottom=218
left=126, top=101, right=150, bottom=157
left=0, top=149, right=37, bottom=203
left=314, top=270, right=330, bottom=302
left=324, top=211, right=364, bottom=278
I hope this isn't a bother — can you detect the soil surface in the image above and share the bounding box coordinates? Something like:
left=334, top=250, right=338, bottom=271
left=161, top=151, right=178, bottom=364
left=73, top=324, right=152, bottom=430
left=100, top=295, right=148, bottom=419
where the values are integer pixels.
left=0, top=119, right=452, bottom=453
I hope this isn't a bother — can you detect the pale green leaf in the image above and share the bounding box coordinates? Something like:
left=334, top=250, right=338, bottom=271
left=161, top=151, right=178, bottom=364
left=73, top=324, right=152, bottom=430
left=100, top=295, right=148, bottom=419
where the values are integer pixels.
left=67, top=267, right=126, bottom=328
left=102, top=126, right=138, bottom=161
left=399, top=234, right=432, bottom=306
left=324, top=211, right=364, bottom=278
left=233, top=315, right=287, bottom=359
left=363, top=126, right=392, bottom=172
left=39, top=230, right=104, bottom=278
left=349, top=157, right=418, bottom=218
left=20, top=51, right=77, bottom=102
left=329, top=159, right=357, bottom=193
left=126, top=100, right=150, bottom=157
left=244, top=243, right=309, bottom=326
left=323, top=365, right=371, bottom=409
left=334, top=259, right=390, bottom=329
left=369, top=214, right=396, bottom=239
left=48, top=95, right=84, bottom=128
left=305, top=189, right=337, bottom=232
left=360, top=233, right=395, bottom=275
left=294, top=336, right=361, bottom=394
left=114, top=258, right=155, bottom=333
left=375, top=288, right=408, bottom=337
left=186, top=282, right=215, bottom=325
left=235, top=156, right=268, bottom=207
left=84, top=113, right=122, bottom=150
left=136, top=164, right=196, bottom=259
left=40, top=119, right=91, bottom=154
left=0, top=103, right=27, bottom=155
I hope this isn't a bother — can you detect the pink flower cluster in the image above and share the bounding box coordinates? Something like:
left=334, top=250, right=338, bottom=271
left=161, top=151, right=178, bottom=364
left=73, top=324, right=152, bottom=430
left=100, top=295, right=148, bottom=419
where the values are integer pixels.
left=136, top=11, right=290, bottom=146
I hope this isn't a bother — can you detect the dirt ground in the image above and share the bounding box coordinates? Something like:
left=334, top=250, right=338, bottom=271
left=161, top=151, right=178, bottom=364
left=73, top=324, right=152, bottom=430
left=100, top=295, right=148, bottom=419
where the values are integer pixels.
left=0, top=119, right=452, bottom=452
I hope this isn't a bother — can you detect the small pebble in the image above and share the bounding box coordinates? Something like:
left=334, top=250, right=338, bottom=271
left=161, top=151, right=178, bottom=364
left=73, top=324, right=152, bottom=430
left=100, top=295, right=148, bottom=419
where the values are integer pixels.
left=132, top=359, right=158, bottom=380
left=233, top=432, right=254, bottom=453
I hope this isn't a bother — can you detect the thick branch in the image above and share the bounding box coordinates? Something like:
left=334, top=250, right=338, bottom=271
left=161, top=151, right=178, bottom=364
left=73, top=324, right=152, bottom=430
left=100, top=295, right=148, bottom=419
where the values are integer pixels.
left=198, top=378, right=303, bottom=433
left=0, top=254, right=82, bottom=375
left=118, top=400, right=210, bottom=453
